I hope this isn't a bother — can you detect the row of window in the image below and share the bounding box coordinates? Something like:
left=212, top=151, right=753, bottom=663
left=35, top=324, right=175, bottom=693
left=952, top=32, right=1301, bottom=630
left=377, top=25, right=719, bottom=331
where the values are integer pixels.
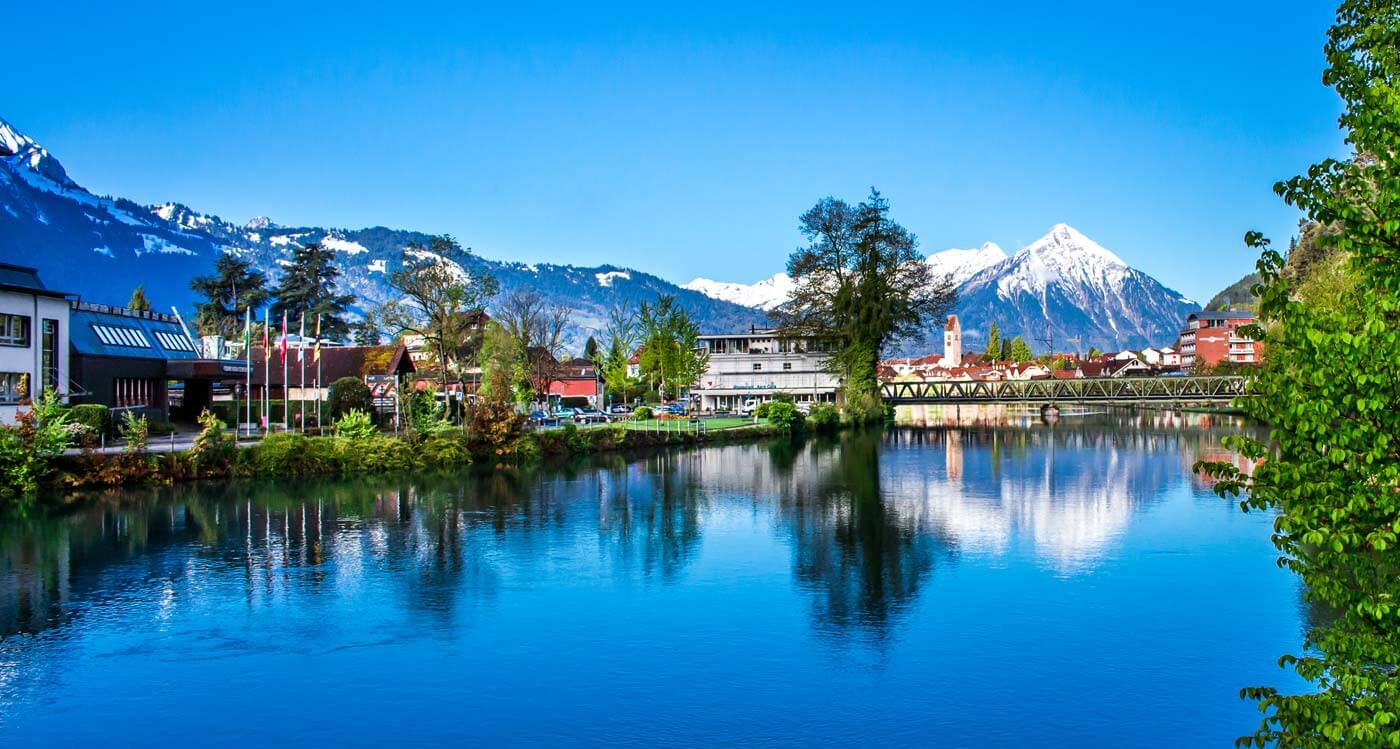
left=154, top=330, right=196, bottom=352
left=0, top=372, right=28, bottom=404
left=92, top=324, right=152, bottom=348
left=752, top=362, right=795, bottom=371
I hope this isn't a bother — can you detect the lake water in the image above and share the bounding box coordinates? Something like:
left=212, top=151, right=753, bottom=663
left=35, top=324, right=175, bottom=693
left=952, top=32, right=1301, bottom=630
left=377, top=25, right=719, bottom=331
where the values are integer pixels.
left=0, top=414, right=1304, bottom=747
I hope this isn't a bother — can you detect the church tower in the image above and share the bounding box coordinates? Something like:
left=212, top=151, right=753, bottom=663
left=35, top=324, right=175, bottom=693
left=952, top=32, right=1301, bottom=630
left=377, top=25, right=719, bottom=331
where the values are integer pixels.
left=942, top=315, right=962, bottom=368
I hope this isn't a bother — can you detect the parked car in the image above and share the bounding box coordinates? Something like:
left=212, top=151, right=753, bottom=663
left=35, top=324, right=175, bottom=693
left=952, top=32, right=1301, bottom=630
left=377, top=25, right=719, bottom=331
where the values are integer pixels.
left=608, top=404, right=633, bottom=415
left=573, top=409, right=610, bottom=424
left=661, top=403, right=688, bottom=416
left=551, top=407, right=578, bottom=420
left=528, top=410, right=551, bottom=424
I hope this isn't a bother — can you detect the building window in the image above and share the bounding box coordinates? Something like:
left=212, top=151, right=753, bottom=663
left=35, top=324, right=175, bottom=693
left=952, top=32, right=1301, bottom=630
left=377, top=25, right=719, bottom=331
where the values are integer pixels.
left=782, top=362, right=792, bottom=371
left=0, top=372, right=28, bottom=404
left=752, top=363, right=762, bottom=371
left=0, top=314, right=30, bottom=347
left=42, top=319, right=58, bottom=391
left=91, top=324, right=152, bottom=348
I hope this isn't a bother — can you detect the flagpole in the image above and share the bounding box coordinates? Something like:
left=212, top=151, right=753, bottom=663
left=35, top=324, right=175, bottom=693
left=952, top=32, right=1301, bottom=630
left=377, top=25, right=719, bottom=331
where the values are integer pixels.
left=244, top=307, right=251, bottom=437
left=263, top=308, right=271, bottom=433
left=299, top=313, right=306, bottom=433
left=314, top=314, right=323, bottom=433
left=281, top=310, right=289, bottom=431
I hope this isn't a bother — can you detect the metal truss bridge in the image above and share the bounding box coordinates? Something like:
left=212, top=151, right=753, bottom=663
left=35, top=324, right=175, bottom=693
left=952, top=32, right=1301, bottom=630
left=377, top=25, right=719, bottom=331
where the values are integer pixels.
left=881, top=376, right=1247, bottom=406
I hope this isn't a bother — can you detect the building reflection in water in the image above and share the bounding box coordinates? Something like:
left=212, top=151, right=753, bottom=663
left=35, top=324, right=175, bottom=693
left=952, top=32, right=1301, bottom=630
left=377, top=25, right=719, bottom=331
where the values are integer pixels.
left=0, top=415, right=1255, bottom=645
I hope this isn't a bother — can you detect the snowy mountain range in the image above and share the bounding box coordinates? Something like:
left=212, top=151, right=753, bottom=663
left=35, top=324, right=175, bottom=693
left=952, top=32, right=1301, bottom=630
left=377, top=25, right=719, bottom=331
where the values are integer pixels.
left=684, top=225, right=1198, bottom=351
left=1, top=112, right=1196, bottom=352
left=0, top=115, right=767, bottom=348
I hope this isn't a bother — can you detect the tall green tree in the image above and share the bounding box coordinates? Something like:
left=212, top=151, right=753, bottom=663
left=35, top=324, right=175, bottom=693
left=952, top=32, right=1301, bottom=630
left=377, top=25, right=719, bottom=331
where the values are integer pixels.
left=380, top=236, right=498, bottom=390
left=599, top=305, right=642, bottom=405
left=272, top=242, right=356, bottom=342
left=985, top=322, right=1002, bottom=362
left=637, top=295, right=708, bottom=400
left=127, top=285, right=152, bottom=312
left=1007, top=336, right=1033, bottom=362
left=1198, top=3, right=1400, bottom=745
left=190, top=254, right=270, bottom=337
left=781, top=190, right=955, bottom=421
left=583, top=335, right=599, bottom=362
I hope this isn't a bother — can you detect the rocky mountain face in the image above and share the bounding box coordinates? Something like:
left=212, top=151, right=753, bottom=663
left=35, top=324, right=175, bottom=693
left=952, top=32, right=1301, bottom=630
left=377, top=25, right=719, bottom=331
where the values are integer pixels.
left=0, top=115, right=767, bottom=348
left=686, top=224, right=1199, bottom=352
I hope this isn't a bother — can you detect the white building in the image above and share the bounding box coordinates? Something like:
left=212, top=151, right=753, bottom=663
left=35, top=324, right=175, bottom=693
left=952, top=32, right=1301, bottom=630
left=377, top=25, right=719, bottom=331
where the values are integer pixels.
left=693, top=330, right=841, bottom=411
left=0, top=263, right=71, bottom=423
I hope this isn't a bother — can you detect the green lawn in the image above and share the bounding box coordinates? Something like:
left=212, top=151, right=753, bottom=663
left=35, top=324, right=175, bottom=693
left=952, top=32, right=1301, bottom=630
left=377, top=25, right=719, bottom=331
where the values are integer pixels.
left=555, top=416, right=764, bottom=432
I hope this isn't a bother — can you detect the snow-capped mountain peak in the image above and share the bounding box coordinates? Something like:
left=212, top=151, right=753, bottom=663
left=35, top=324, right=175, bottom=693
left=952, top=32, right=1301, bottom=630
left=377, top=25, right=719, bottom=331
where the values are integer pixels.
left=683, top=272, right=795, bottom=311
left=0, top=115, right=75, bottom=188
left=1019, top=223, right=1126, bottom=267
left=926, top=241, right=1007, bottom=285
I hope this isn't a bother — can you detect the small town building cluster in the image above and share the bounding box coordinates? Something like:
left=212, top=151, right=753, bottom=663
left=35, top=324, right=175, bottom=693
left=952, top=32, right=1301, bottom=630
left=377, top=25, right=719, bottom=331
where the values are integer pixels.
left=0, top=257, right=1266, bottom=425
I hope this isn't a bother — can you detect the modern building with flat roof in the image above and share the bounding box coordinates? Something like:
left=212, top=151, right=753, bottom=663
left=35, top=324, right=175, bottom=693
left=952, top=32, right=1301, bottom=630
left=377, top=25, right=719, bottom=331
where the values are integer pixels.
left=1177, top=310, right=1260, bottom=368
left=0, top=263, right=71, bottom=423
left=693, top=329, right=840, bottom=412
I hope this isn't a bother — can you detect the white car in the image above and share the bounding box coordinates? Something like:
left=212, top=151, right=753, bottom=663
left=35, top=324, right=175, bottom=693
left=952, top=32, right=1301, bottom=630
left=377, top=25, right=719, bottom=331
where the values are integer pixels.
left=738, top=398, right=760, bottom=416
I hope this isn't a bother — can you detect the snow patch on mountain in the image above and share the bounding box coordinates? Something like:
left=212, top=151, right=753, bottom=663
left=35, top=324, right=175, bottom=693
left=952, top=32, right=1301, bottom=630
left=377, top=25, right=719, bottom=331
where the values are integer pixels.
left=926, top=242, right=1008, bottom=286
left=683, top=273, right=795, bottom=311
left=322, top=236, right=368, bottom=255
left=596, top=270, right=631, bottom=287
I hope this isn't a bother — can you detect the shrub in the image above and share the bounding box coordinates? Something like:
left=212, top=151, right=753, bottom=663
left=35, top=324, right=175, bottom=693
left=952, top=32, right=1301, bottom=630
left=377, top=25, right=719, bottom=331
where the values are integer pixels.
left=466, top=401, right=526, bottom=458
left=243, top=433, right=336, bottom=477
left=633, top=406, right=653, bottom=420
left=120, top=411, right=149, bottom=453
left=771, top=391, right=794, bottom=405
left=766, top=401, right=804, bottom=433
left=190, top=409, right=234, bottom=475
left=807, top=404, right=840, bottom=433
left=335, top=435, right=416, bottom=474
left=68, top=404, right=110, bottom=436
left=754, top=401, right=772, bottom=419
left=333, top=409, right=379, bottom=440
left=417, top=430, right=472, bottom=469
left=329, top=377, right=374, bottom=418
left=0, top=388, right=73, bottom=498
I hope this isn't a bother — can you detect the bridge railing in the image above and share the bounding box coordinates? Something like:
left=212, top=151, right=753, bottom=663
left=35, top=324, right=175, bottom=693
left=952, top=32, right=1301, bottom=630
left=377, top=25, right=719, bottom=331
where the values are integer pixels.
left=880, top=375, right=1247, bottom=404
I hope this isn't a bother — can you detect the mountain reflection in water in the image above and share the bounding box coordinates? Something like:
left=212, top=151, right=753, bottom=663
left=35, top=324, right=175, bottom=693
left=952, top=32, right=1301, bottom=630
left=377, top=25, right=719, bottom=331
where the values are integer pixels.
left=0, top=418, right=1299, bottom=748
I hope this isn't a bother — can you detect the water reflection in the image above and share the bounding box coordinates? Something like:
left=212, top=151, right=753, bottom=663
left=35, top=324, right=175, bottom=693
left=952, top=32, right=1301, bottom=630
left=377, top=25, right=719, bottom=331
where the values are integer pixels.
left=2, top=418, right=1251, bottom=646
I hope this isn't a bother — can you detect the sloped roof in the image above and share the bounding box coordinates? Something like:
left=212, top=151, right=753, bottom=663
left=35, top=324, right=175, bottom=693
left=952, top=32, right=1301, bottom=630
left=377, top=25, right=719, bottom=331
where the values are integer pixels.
left=0, top=262, right=68, bottom=298
left=70, top=306, right=200, bottom=361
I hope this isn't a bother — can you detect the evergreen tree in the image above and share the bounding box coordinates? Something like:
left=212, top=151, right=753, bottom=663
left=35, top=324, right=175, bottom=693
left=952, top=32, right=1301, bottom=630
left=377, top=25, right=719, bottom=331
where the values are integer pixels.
left=191, top=254, right=270, bottom=338
left=985, top=322, right=1001, bottom=362
left=1087, top=346, right=1102, bottom=359
left=1000, top=339, right=1013, bottom=362
left=127, top=285, right=152, bottom=312
left=583, top=335, right=599, bottom=362
left=351, top=318, right=381, bottom=346
left=1008, top=336, right=1032, bottom=362
left=272, top=242, right=356, bottom=342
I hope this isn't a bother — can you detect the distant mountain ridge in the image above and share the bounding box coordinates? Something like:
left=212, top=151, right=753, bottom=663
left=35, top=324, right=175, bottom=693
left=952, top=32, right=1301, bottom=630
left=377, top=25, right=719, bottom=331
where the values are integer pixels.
left=687, top=224, right=1199, bottom=351
left=0, top=115, right=767, bottom=348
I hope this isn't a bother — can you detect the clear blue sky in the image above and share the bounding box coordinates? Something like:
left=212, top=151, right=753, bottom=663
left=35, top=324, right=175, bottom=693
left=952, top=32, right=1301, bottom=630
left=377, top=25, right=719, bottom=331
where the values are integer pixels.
left=8, top=1, right=1343, bottom=303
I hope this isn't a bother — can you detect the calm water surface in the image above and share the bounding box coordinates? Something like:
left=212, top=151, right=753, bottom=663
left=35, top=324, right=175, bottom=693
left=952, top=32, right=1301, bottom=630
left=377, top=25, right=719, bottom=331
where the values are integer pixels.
left=0, top=415, right=1304, bottom=747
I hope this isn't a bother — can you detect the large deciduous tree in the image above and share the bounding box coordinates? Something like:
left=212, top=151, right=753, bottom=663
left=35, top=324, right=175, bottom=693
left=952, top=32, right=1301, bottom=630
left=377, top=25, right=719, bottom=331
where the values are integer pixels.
left=272, top=242, right=356, bottom=342
left=494, top=288, right=572, bottom=397
left=780, top=189, right=955, bottom=420
left=380, top=236, right=498, bottom=390
left=637, top=295, right=707, bottom=401
left=1198, top=2, right=1400, bottom=745
left=191, top=254, right=270, bottom=338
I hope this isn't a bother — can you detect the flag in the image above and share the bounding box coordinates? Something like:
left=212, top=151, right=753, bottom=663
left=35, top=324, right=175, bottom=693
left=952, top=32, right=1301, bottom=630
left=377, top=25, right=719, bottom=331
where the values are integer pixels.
left=242, top=308, right=251, bottom=351
left=262, top=309, right=271, bottom=362
left=280, top=310, right=288, bottom=364
left=313, top=314, right=322, bottom=363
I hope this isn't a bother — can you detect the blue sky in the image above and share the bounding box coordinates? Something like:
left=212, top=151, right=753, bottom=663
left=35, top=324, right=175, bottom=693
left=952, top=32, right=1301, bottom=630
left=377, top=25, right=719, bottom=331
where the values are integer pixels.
left=8, top=1, right=1343, bottom=303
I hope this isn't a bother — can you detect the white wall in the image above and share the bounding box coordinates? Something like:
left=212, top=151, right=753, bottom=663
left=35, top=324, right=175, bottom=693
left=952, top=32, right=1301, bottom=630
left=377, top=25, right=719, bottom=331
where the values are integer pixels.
left=0, top=291, right=69, bottom=424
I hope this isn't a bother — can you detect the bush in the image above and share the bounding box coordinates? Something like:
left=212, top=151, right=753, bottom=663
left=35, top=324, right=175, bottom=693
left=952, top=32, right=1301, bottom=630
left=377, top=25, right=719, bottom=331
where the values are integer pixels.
left=633, top=406, right=653, bottom=420
left=68, top=404, right=110, bottom=436
left=120, top=411, right=149, bottom=453
left=329, top=377, right=374, bottom=418
left=335, top=435, right=416, bottom=474
left=242, top=433, right=337, bottom=477
left=417, top=430, right=471, bottom=469
left=0, top=388, right=73, bottom=498
left=190, top=409, right=234, bottom=475
left=754, top=401, right=772, bottom=419
left=807, top=404, right=840, bottom=433
left=772, top=391, right=794, bottom=405
left=333, top=409, right=379, bottom=440
left=766, top=401, right=804, bottom=433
